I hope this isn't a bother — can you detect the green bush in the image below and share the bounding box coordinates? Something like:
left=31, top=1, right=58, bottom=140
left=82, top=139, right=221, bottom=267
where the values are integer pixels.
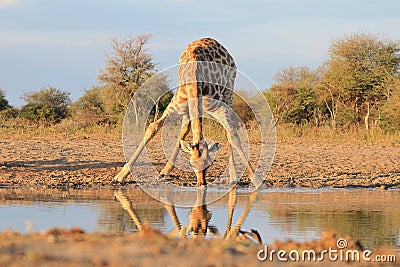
left=0, top=89, right=11, bottom=111
left=20, top=103, right=65, bottom=124
left=70, top=87, right=111, bottom=125
left=266, top=33, right=400, bottom=131
left=0, top=107, right=19, bottom=121
left=22, top=86, right=71, bottom=121
left=379, top=86, right=400, bottom=132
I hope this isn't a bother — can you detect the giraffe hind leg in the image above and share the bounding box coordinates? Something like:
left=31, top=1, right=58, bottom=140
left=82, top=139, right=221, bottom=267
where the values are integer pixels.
left=229, top=128, right=263, bottom=188
left=211, top=108, right=263, bottom=188
left=227, top=142, right=239, bottom=184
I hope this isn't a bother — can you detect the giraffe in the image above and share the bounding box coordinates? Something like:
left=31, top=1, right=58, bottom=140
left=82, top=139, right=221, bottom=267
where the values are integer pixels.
left=114, top=188, right=262, bottom=243
left=114, top=37, right=262, bottom=187
left=167, top=187, right=262, bottom=243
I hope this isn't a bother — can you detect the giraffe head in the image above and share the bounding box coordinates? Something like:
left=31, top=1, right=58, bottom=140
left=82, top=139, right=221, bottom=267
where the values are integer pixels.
left=180, top=140, right=220, bottom=186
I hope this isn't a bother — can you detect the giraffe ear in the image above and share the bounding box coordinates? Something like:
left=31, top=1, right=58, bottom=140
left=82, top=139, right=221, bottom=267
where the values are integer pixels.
left=208, top=143, right=220, bottom=152
left=180, top=140, right=193, bottom=153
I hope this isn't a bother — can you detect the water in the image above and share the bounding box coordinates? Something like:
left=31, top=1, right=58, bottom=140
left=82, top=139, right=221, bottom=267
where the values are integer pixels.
left=1, top=187, right=399, bottom=252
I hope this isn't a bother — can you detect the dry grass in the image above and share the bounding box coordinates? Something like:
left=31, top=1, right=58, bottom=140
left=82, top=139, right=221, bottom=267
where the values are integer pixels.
left=276, top=124, right=400, bottom=145
left=0, top=118, right=122, bottom=139
left=1, top=118, right=400, bottom=145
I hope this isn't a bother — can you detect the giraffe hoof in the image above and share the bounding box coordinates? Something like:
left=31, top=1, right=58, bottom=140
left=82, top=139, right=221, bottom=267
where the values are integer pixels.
left=114, top=165, right=130, bottom=183
left=229, top=180, right=240, bottom=186
left=157, top=174, right=169, bottom=181
left=197, top=184, right=207, bottom=189
left=113, top=174, right=126, bottom=184
left=155, top=174, right=171, bottom=186
left=251, top=183, right=266, bottom=192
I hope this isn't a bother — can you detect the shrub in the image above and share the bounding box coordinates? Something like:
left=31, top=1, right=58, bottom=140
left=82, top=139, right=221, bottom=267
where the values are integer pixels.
left=70, top=87, right=111, bottom=125
left=0, top=107, right=19, bottom=121
left=0, top=89, right=11, bottom=111
left=22, top=86, right=71, bottom=121
left=20, top=103, right=65, bottom=124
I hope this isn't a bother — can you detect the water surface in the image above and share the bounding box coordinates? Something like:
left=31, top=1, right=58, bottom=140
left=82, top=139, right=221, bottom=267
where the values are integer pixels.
left=1, top=187, right=399, bottom=252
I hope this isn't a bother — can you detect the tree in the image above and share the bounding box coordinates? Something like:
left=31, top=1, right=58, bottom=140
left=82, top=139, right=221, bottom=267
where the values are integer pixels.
left=232, top=90, right=256, bottom=126
left=22, top=86, right=71, bottom=115
left=379, top=79, right=400, bottom=132
left=98, top=34, right=155, bottom=124
left=320, top=32, right=400, bottom=129
left=0, top=89, right=17, bottom=121
left=0, top=89, right=11, bottom=111
left=20, top=104, right=65, bottom=124
left=265, top=66, right=321, bottom=125
left=70, top=86, right=109, bottom=124
left=137, top=72, right=173, bottom=122
left=21, top=86, right=71, bottom=123
left=315, top=64, right=342, bottom=128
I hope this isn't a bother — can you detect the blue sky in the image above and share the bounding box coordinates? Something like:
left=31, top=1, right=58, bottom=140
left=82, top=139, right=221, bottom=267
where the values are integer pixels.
left=0, top=0, right=399, bottom=107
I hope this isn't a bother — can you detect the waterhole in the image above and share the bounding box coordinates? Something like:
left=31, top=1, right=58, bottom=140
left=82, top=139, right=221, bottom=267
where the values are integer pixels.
left=1, top=187, right=399, bottom=252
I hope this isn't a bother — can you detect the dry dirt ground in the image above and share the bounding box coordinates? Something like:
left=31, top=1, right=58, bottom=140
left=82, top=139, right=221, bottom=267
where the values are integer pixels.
left=0, top=228, right=398, bottom=267
left=1, top=133, right=400, bottom=266
left=1, top=133, right=399, bottom=188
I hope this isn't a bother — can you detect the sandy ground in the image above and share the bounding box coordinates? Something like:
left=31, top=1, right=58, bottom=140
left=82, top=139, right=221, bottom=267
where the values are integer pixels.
left=1, top=133, right=400, bottom=266
left=1, top=133, right=399, bottom=188
left=0, top=228, right=398, bottom=267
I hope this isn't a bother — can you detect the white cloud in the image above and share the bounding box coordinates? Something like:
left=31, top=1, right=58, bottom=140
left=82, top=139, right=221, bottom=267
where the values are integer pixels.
left=0, top=30, right=99, bottom=48
left=0, top=0, right=21, bottom=9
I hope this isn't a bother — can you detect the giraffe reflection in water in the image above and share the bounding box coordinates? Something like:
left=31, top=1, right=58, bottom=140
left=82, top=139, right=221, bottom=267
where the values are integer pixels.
left=114, top=188, right=262, bottom=244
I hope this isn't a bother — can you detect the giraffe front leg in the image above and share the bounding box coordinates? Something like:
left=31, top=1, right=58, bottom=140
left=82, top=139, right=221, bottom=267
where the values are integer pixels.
left=114, top=189, right=144, bottom=232
left=114, top=164, right=131, bottom=183
left=160, top=114, right=191, bottom=177
left=114, top=119, right=163, bottom=183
